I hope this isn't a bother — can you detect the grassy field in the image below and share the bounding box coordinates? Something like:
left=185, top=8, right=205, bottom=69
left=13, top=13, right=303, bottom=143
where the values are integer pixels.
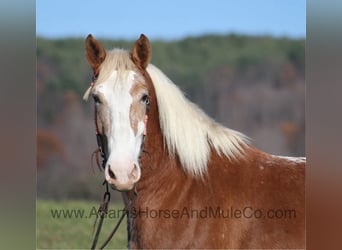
left=37, top=199, right=127, bottom=249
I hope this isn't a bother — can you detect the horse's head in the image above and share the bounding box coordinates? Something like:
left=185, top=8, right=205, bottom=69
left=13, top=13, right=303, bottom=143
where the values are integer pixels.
left=85, top=34, right=152, bottom=191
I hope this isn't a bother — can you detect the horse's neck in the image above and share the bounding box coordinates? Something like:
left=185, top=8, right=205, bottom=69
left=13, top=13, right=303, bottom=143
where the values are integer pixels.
left=123, top=105, right=179, bottom=247
left=136, top=108, right=175, bottom=191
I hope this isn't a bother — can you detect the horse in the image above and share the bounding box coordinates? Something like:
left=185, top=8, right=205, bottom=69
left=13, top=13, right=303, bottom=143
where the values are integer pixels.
left=84, top=34, right=305, bottom=249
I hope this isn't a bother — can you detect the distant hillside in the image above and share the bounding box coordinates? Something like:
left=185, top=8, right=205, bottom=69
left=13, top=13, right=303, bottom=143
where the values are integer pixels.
left=37, top=34, right=305, bottom=200
left=37, top=34, right=304, bottom=94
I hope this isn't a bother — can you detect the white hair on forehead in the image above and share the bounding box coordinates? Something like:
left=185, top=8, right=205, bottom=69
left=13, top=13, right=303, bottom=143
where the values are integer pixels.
left=83, top=49, right=136, bottom=100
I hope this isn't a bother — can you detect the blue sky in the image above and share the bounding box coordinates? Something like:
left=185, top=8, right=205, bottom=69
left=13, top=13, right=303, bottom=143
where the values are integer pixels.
left=36, top=0, right=305, bottom=40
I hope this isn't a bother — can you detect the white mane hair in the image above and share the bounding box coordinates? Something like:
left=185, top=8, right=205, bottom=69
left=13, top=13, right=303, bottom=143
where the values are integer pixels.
left=146, top=64, right=249, bottom=177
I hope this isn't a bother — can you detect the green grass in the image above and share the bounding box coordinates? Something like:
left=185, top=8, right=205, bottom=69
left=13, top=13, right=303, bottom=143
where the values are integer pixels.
left=37, top=199, right=127, bottom=249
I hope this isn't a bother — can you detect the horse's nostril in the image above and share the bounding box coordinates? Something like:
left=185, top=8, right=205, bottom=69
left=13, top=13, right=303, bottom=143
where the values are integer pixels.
left=108, top=165, right=116, bottom=179
left=130, top=164, right=141, bottom=181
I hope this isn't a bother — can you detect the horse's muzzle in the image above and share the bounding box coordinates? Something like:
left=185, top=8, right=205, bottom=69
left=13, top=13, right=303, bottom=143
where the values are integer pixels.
left=105, top=163, right=141, bottom=191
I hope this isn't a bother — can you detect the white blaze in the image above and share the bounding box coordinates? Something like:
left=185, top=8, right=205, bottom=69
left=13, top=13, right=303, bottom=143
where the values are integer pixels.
left=94, top=70, right=145, bottom=183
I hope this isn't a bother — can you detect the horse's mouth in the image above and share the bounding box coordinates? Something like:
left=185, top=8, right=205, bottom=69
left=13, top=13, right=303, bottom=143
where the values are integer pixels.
left=108, top=183, right=135, bottom=192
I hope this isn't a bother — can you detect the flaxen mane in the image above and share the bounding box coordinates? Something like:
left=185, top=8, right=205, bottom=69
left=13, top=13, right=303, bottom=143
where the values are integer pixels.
left=147, top=64, right=249, bottom=176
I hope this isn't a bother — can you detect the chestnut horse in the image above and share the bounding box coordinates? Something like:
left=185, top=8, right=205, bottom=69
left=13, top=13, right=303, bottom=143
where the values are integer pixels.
left=84, top=34, right=305, bottom=249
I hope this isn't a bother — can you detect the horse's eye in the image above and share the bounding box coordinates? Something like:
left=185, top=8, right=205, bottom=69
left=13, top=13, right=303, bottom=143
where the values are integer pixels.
left=92, top=94, right=101, bottom=104
left=141, top=94, right=150, bottom=105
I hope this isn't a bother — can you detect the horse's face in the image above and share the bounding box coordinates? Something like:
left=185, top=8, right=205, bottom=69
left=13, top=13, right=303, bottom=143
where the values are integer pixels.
left=85, top=34, right=151, bottom=191
left=91, top=68, right=149, bottom=191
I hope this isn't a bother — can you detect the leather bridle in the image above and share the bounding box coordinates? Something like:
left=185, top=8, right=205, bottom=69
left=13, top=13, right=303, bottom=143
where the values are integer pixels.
left=89, top=71, right=148, bottom=249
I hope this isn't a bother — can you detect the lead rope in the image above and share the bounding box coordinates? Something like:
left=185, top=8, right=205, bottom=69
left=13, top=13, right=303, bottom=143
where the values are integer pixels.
left=91, top=180, right=138, bottom=250
left=98, top=187, right=138, bottom=250
left=91, top=181, right=110, bottom=250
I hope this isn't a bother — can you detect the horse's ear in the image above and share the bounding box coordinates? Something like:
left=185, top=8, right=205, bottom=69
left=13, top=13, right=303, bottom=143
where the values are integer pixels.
left=85, top=34, right=106, bottom=72
left=131, top=34, right=151, bottom=69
